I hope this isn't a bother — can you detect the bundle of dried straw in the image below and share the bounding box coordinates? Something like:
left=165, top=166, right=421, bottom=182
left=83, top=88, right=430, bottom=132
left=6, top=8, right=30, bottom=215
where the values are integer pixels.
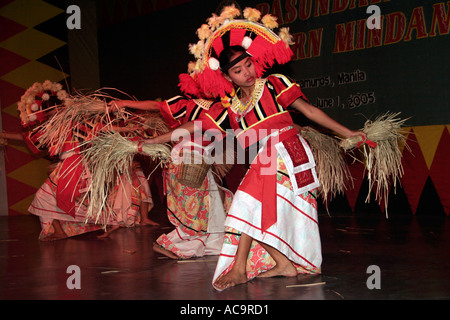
left=340, top=112, right=409, bottom=216
left=129, top=111, right=172, bottom=138
left=301, top=126, right=351, bottom=208
left=35, top=90, right=130, bottom=155
left=80, top=131, right=172, bottom=225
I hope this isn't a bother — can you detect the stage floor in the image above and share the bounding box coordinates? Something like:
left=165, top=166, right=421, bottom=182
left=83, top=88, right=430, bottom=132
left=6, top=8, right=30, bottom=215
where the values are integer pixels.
left=1, top=204, right=449, bottom=301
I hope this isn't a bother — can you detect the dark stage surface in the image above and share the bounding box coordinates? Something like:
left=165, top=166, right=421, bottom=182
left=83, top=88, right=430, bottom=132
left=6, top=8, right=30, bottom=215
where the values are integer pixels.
left=1, top=203, right=449, bottom=301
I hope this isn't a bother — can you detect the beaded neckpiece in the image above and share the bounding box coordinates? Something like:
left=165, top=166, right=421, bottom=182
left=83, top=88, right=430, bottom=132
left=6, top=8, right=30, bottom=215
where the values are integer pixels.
left=231, top=78, right=266, bottom=121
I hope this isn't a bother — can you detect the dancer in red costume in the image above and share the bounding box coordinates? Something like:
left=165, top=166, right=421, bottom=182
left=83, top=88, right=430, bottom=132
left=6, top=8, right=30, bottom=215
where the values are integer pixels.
left=168, top=5, right=366, bottom=290
left=1, top=81, right=155, bottom=240
left=111, top=97, right=233, bottom=259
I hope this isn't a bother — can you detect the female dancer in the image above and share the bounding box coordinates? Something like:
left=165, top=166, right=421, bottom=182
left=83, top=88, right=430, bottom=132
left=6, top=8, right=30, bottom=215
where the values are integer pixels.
left=208, top=46, right=364, bottom=290
left=2, top=82, right=155, bottom=240
left=111, top=97, right=233, bottom=259
left=159, top=5, right=367, bottom=290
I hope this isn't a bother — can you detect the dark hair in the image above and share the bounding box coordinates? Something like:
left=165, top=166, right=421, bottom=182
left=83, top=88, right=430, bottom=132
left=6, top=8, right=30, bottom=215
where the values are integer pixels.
left=219, top=45, right=246, bottom=74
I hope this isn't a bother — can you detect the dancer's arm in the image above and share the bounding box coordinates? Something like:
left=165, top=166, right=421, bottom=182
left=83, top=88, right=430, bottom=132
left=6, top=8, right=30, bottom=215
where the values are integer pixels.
left=109, top=100, right=160, bottom=111
left=291, top=98, right=364, bottom=139
left=0, top=131, right=24, bottom=141
left=143, top=121, right=200, bottom=145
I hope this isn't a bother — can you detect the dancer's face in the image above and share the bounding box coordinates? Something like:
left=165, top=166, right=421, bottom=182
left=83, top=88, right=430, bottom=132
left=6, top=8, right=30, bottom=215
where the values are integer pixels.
left=224, top=53, right=256, bottom=89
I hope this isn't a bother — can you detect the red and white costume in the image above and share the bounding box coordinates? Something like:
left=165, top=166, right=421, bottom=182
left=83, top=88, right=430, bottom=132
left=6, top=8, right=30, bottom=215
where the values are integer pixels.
left=201, top=74, right=322, bottom=289
left=25, top=120, right=152, bottom=239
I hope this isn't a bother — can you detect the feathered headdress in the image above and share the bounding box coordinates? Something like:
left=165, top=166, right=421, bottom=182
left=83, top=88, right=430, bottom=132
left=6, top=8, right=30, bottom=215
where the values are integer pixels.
left=178, top=5, right=294, bottom=103
left=17, top=80, right=69, bottom=127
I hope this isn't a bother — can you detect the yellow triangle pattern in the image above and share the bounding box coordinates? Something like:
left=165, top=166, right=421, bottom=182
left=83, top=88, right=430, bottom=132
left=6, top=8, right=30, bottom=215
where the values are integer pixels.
left=1, top=0, right=68, bottom=215
left=9, top=194, right=35, bottom=215
left=1, top=60, right=69, bottom=91
left=0, top=0, right=63, bottom=27
left=7, top=157, right=50, bottom=189
left=2, top=103, right=20, bottom=118
left=3, top=140, right=33, bottom=156
left=413, top=125, right=445, bottom=170
left=0, top=27, right=66, bottom=61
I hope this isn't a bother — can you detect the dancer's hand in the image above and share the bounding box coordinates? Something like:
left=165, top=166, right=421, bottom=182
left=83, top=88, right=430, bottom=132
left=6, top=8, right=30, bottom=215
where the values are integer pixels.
left=108, top=100, right=128, bottom=112
left=340, top=130, right=377, bottom=149
left=143, top=138, right=157, bottom=145
left=0, top=136, right=7, bottom=146
left=346, top=130, right=367, bottom=141
left=107, top=100, right=159, bottom=112
left=0, top=131, right=23, bottom=143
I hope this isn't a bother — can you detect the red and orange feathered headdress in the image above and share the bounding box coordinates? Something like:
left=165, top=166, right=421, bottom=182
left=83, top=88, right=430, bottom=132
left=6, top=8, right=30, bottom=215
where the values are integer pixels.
left=178, top=5, right=294, bottom=104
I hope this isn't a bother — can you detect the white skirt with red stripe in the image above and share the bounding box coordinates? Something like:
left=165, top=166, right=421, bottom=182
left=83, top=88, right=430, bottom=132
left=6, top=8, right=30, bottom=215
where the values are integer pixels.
left=212, top=133, right=322, bottom=289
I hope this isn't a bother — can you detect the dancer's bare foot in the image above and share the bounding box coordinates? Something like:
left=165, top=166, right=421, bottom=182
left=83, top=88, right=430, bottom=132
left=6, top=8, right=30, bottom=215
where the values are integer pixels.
left=97, top=225, right=120, bottom=239
left=41, top=220, right=68, bottom=241
left=40, top=232, right=68, bottom=241
left=214, top=269, right=248, bottom=290
left=141, top=218, right=160, bottom=227
left=257, top=261, right=297, bottom=278
left=140, top=204, right=159, bottom=226
left=257, top=242, right=298, bottom=278
left=152, top=243, right=180, bottom=259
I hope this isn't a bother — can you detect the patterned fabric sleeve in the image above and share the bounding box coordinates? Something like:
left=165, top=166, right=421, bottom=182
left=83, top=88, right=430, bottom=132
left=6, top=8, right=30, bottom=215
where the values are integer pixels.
left=199, top=102, right=231, bottom=134
left=266, top=74, right=308, bottom=108
left=158, top=96, right=192, bottom=128
left=22, top=128, right=46, bottom=154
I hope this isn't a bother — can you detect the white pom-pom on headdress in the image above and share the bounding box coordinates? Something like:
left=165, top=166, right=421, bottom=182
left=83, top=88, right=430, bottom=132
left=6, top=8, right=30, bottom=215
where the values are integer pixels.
left=241, top=36, right=253, bottom=49
left=208, top=57, right=220, bottom=71
left=31, top=103, right=39, bottom=111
